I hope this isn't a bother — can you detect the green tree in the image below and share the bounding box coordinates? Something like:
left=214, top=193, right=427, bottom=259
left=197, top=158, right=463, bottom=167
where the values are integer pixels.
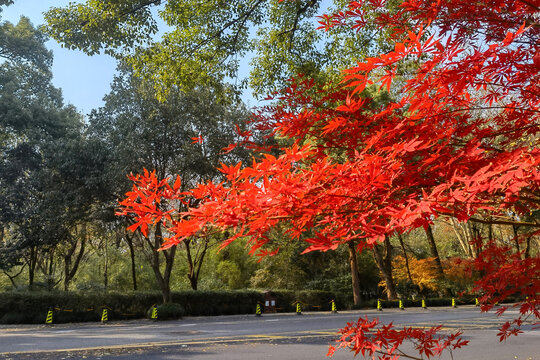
left=44, top=0, right=388, bottom=98
left=89, top=66, right=251, bottom=301
left=0, top=15, right=100, bottom=290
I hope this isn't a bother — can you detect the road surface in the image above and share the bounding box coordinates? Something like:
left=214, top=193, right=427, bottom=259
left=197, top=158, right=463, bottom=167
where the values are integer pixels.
left=0, top=306, right=537, bottom=359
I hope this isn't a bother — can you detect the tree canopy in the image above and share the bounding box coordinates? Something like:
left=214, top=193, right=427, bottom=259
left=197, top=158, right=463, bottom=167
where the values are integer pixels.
left=44, top=0, right=388, bottom=98
left=0, top=15, right=100, bottom=290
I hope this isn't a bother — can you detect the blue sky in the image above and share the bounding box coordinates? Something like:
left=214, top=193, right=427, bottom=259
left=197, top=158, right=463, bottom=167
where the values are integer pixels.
left=1, top=0, right=118, bottom=117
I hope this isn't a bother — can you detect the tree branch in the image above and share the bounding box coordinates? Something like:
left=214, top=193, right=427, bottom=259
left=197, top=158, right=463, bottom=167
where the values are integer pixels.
left=468, top=217, right=540, bottom=228
left=517, top=0, right=540, bottom=11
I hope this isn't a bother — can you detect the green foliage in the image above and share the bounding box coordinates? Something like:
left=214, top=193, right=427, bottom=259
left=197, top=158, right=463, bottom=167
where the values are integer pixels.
left=0, top=16, right=52, bottom=69
left=44, top=1, right=392, bottom=98
left=216, top=260, right=243, bottom=289
left=44, top=0, right=158, bottom=56
left=89, top=64, right=251, bottom=193
left=0, top=16, right=96, bottom=292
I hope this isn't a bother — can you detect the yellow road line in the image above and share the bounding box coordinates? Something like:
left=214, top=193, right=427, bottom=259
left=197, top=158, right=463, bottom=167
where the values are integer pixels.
left=0, top=330, right=340, bottom=355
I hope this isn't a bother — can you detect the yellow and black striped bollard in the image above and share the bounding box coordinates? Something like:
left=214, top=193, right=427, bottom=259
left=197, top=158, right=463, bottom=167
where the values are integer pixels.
left=399, top=299, right=404, bottom=310
left=452, top=298, right=457, bottom=308
left=296, top=302, right=302, bottom=315
left=151, top=306, right=158, bottom=320
left=256, top=303, right=262, bottom=317
left=331, top=300, right=337, bottom=314
left=377, top=299, right=383, bottom=311
left=45, top=308, right=53, bottom=325
left=422, top=299, right=427, bottom=309
left=101, top=308, right=108, bottom=323
left=475, top=298, right=479, bottom=307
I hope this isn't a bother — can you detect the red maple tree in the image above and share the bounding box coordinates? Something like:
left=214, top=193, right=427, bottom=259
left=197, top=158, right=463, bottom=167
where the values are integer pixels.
left=118, top=0, right=539, bottom=358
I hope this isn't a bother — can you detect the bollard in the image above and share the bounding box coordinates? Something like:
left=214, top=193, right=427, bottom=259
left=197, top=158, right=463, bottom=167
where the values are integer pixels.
left=151, top=306, right=158, bottom=320
left=45, top=308, right=53, bottom=325
left=422, top=299, right=427, bottom=309
left=101, top=308, right=108, bottom=323
left=475, top=298, right=479, bottom=307
left=452, top=298, right=457, bottom=308
left=296, top=302, right=302, bottom=315
left=399, top=299, right=404, bottom=310
left=331, top=300, right=337, bottom=314
left=256, top=303, right=262, bottom=317
left=377, top=299, right=383, bottom=311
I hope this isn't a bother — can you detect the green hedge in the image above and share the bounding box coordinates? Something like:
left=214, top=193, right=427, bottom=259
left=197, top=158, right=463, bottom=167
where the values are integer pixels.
left=0, top=291, right=164, bottom=324
left=0, top=290, right=266, bottom=324
left=361, top=295, right=519, bottom=310
left=171, top=290, right=262, bottom=316
left=0, top=290, right=509, bottom=324
left=0, top=289, right=352, bottom=324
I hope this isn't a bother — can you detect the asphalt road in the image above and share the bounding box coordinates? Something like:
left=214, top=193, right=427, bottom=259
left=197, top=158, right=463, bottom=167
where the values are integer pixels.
left=0, top=306, right=537, bottom=359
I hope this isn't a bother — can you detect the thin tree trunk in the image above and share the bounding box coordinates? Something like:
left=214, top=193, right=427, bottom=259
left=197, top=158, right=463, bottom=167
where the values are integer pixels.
left=512, top=225, right=521, bottom=255
left=45, top=248, right=55, bottom=290
left=524, top=234, right=532, bottom=259
left=28, top=246, right=37, bottom=289
left=397, top=233, right=413, bottom=283
left=471, top=223, right=482, bottom=257
left=48, top=250, right=54, bottom=279
left=103, top=235, right=109, bottom=291
left=64, top=225, right=86, bottom=291
left=348, top=240, right=362, bottom=306
left=185, top=237, right=209, bottom=291
left=424, top=224, right=445, bottom=277
left=125, top=232, right=138, bottom=291
left=450, top=217, right=474, bottom=258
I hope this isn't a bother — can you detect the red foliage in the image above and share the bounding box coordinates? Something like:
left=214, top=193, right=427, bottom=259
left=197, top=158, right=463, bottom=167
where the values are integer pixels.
left=472, top=241, right=540, bottom=341
left=118, top=0, right=539, bottom=358
left=327, top=317, right=468, bottom=359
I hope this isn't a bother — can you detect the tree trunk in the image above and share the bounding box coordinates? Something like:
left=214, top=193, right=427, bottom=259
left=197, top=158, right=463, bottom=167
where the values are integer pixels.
left=28, top=246, right=38, bottom=289
left=348, top=241, right=362, bottom=306
left=103, top=235, right=109, bottom=291
left=147, top=223, right=176, bottom=303
left=125, top=231, right=138, bottom=291
left=38, top=248, right=57, bottom=291
left=372, top=235, right=397, bottom=300
left=63, top=225, right=87, bottom=291
left=450, top=217, right=474, bottom=258
left=424, top=224, right=445, bottom=277
left=471, top=223, right=482, bottom=257
left=161, top=245, right=176, bottom=302
left=185, top=237, right=209, bottom=291
left=524, top=234, right=532, bottom=259
left=512, top=225, right=521, bottom=255
left=397, top=233, right=413, bottom=283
